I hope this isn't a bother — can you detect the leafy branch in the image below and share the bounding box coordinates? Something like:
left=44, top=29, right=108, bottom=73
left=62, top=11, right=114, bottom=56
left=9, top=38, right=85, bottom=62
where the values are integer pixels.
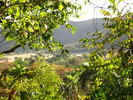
left=0, top=0, right=46, bottom=17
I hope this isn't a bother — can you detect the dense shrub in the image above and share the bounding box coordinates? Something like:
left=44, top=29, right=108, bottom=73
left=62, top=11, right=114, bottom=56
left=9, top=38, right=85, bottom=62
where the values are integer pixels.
left=0, top=58, right=63, bottom=100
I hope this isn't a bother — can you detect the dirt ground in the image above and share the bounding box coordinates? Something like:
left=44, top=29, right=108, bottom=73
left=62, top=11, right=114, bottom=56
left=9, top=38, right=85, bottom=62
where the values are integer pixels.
left=2, top=53, right=37, bottom=62
left=1, top=53, right=53, bottom=62
left=0, top=52, right=83, bottom=62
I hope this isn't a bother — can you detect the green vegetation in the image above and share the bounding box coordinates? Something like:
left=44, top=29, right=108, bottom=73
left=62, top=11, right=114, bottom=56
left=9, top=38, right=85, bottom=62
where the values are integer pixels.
left=0, top=58, right=63, bottom=100
left=78, top=0, right=133, bottom=99
left=47, top=53, right=85, bottom=67
left=0, top=0, right=80, bottom=54
left=64, top=42, right=89, bottom=53
left=0, top=0, right=133, bottom=100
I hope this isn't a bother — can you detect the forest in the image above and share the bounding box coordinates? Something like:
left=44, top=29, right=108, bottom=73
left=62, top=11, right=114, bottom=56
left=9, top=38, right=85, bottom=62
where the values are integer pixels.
left=0, top=0, right=133, bottom=100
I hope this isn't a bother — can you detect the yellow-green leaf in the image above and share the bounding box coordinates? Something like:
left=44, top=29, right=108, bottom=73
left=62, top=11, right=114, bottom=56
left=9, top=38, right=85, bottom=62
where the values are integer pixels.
left=59, top=3, right=64, bottom=11
left=28, top=26, right=34, bottom=32
left=42, top=29, right=46, bottom=33
left=40, top=12, right=46, bottom=17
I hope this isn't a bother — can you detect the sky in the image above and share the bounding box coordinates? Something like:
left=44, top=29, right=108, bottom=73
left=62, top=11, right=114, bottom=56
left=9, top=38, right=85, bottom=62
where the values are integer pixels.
left=70, top=0, right=133, bottom=21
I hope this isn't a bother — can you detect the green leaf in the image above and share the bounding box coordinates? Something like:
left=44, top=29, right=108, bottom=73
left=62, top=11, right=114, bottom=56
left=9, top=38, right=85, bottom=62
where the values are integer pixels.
left=4, top=32, right=12, bottom=42
left=109, top=0, right=115, bottom=4
left=15, top=11, right=20, bottom=17
left=66, top=24, right=71, bottom=29
left=40, top=12, right=46, bottom=17
left=28, top=26, right=34, bottom=32
left=71, top=26, right=76, bottom=35
left=41, top=29, right=46, bottom=33
left=59, top=2, right=64, bottom=11
left=55, top=24, right=60, bottom=29
left=67, top=75, right=73, bottom=80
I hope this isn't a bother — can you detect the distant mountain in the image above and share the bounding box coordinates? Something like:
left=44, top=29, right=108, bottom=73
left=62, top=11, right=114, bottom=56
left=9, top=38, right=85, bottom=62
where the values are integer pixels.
left=54, top=18, right=104, bottom=44
left=0, top=18, right=104, bottom=53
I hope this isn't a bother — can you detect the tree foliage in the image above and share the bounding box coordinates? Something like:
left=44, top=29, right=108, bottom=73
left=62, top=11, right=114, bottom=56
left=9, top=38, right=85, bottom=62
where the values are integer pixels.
left=0, top=0, right=80, bottom=54
left=81, top=0, right=133, bottom=55
left=77, top=0, right=133, bottom=99
left=0, top=58, right=63, bottom=100
left=0, top=0, right=133, bottom=99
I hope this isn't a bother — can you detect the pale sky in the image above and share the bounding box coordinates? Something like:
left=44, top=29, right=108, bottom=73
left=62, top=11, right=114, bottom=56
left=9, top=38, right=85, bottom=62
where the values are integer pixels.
left=70, top=0, right=133, bottom=21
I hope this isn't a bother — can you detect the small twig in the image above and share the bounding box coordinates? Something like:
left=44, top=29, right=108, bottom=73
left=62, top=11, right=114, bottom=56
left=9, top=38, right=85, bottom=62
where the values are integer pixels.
left=92, top=7, right=98, bottom=32
left=0, top=29, right=5, bottom=35
left=89, top=1, right=108, bottom=9
left=0, top=0, right=8, bottom=17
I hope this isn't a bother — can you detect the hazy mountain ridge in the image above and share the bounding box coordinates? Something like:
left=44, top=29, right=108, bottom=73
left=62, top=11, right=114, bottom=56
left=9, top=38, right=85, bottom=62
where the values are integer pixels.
left=54, top=18, right=104, bottom=44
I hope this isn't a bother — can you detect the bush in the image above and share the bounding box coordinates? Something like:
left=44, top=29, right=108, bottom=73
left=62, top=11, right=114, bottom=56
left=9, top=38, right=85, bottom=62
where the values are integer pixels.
left=0, top=58, right=63, bottom=100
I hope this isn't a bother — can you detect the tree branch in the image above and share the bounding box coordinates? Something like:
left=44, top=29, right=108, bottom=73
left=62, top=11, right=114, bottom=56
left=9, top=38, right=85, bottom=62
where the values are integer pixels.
left=0, top=0, right=9, bottom=17
left=0, top=29, right=5, bottom=34
left=89, top=1, right=108, bottom=9
left=1, top=44, right=21, bottom=54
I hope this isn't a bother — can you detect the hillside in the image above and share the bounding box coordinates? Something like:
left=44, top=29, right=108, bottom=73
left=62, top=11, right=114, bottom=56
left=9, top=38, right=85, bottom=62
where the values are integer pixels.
left=54, top=18, right=104, bottom=44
